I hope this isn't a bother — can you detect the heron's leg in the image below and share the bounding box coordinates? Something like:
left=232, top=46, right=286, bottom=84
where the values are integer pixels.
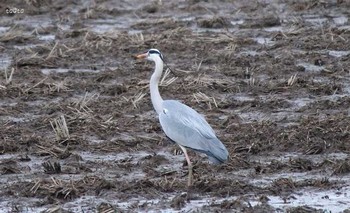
left=179, top=145, right=193, bottom=187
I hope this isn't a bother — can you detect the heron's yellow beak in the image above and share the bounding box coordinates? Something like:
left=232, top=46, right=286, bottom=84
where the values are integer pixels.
left=136, top=53, right=147, bottom=59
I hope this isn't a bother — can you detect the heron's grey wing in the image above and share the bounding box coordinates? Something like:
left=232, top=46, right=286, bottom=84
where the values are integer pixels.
left=159, top=100, right=228, bottom=163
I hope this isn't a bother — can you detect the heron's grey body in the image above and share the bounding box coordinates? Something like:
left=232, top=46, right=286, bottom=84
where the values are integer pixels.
left=159, top=100, right=228, bottom=164
left=137, top=48, right=228, bottom=186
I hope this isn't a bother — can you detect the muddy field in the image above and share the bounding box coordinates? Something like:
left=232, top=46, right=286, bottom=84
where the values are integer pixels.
left=1, top=0, right=350, bottom=212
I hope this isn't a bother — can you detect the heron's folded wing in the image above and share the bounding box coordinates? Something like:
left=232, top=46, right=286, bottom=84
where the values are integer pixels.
left=159, top=100, right=221, bottom=152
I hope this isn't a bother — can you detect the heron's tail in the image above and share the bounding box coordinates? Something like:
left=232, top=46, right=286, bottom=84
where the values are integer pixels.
left=205, top=138, right=229, bottom=164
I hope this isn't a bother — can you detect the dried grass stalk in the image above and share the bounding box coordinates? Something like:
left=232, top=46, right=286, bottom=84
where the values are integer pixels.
left=5, top=67, right=15, bottom=85
left=160, top=68, right=178, bottom=87
left=288, top=74, right=298, bottom=86
left=193, top=92, right=218, bottom=109
left=50, top=115, right=70, bottom=141
left=132, top=92, right=146, bottom=109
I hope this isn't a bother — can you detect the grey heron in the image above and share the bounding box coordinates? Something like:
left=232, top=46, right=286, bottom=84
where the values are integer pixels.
left=136, top=49, right=229, bottom=186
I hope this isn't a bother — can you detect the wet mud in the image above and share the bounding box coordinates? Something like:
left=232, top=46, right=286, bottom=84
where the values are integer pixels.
left=1, top=0, right=350, bottom=212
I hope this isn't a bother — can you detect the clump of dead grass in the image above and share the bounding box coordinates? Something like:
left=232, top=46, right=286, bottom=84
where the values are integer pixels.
left=46, top=79, right=71, bottom=93
left=30, top=177, right=78, bottom=200
left=287, top=74, right=298, bottom=86
left=24, top=77, right=48, bottom=93
left=97, top=202, right=118, bottom=213
left=35, top=143, right=71, bottom=158
left=42, top=161, right=61, bottom=174
left=50, top=115, right=70, bottom=141
left=0, top=26, right=34, bottom=43
left=244, top=68, right=257, bottom=86
left=84, top=7, right=94, bottom=19
left=83, top=31, right=120, bottom=50
left=28, top=175, right=115, bottom=203
left=72, top=92, right=99, bottom=113
left=16, top=41, right=76, bottom=67
left=45, top=41, right=59, bottom=60
left=186, top=73, right=231, bottom=88
left=0, top=67, right=15, bottom=89
left=332, top=159, right=350, bottom=175
left=129, top=32, right=145, bottom=44
left=192, top=92, right=218, bottom=109
left=122, top=91, right=147, bottom=109
left=42, top=206, right=69, bottom=213
left=5, top=67, right=15, bottom=85
left=160, top=68, right=178, bottom=87
left=153, top=176, right=180, bottom=191
left=186, top=32, right=236, bottom=44
left=197, top=16, right=232, bottom=29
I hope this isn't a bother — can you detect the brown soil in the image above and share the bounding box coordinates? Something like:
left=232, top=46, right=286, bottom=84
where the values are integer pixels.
left=1, top=0, right=350, bottom=212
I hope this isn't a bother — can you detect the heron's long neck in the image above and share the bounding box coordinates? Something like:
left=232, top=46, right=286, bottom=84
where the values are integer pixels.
left=150, top=57, right=164, bottom=114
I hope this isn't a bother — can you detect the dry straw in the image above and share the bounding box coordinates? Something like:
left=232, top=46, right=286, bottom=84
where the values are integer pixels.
left=50, top=115, right=70, bottom=141
left=193, top=92, right=218, bottom=109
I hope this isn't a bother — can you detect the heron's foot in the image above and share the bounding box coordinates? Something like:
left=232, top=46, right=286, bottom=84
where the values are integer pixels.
left=179, top=164, right=197, bottom=187
left=180, top=164, right=197, bottom=178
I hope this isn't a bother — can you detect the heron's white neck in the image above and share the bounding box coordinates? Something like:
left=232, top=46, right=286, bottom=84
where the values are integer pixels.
left=150, top=57, right=164, bottom=114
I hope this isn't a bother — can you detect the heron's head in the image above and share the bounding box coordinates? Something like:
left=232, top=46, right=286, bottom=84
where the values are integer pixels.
left=136, top=49, right=164, bottom=62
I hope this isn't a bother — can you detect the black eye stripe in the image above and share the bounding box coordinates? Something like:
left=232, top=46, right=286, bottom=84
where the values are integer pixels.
left=148, top=50, right=164, bottom=60
left=148, top=50, right=160, bottom=55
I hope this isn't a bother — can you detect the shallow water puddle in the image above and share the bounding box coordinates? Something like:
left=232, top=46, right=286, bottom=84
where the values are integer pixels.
left=0, top=114, right=41, bottom=123
left=250, top=152, right=349, bottom=164
left=0, top=54, right=12, bottom=70
left=87, top=18, right=133, bottom=33
left=339, top=25, right=350, bottom=30
left=254, top=37, right=274, bottom=45
left=0, top=154, right=47, bottom=184
left=237, top=110, right=302, bottom=124
left=79, top=151, right=150, bottom=162
left=239, top=50, right=261, bottom=56
left=230, top=19, right=245, bottom=26
left=297, top=62, right=324, bottom=72
left=0, top=26, right=10, bottom=33
left=333, top=16, right=348, bottom=26
left=13, top=44, right=39, bottom=50
left=0, top=99, right=17, bottom=107
left=268, top=186, right=350, bottom=212
left=76, top=194, right=231, bottom=212
left=0, top=198, right=47, bottom=213
left=41, top=68, right=100, bottom=75
left=14, top=15, right=53, bottom=29
left=303, top=15, right=328, bottom=26
left=288, top=97, right=313, bottom=110
left=304, top=14, right=348, bottom=27
left=64, top=180, right=350, bottom=212
left=38, top=34, right=55, bottom=41
left=329, top=50, right=350, bottom=58
left=263, top=26, right=283, bottom=32
left=237, top=111, right=268, bottom=123
left=232, top=94, right=256, bottom=102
